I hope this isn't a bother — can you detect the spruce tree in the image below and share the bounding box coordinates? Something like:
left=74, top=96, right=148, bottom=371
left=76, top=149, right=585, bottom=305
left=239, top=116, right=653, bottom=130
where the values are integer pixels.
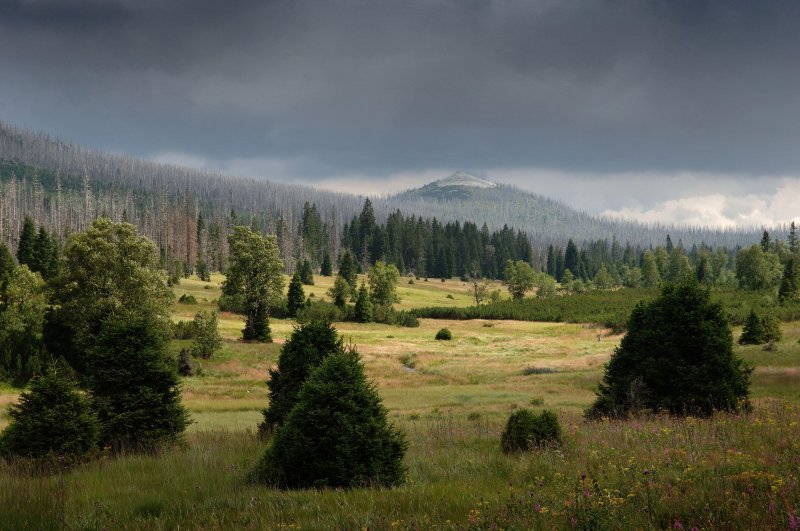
left=31, top=226, right=58, bottom=280
left=286, top=273, right=306, bottom=318
left=16, top=217, right=36, bottom=269
left=739, top=309, right=782, bottom=345
left=739, top=310, right=766, bottom=345
left=0, top=243, right=15, bottom=282
left=320, top=251, right=333, bottom=276
left=88, top=315, right=189, bottom=452
left=338, top=251, right=358, bottom=293
left=760, top=230, right=771, bottom=252
left=588, top=282, right=751, bottom=418
left=0, top=362, right=99, bottom=462
left=779, top=257, right=799, bottom=303
left=298, top=258, right=314, bottom=285
left=257, top=348, right=407, bottom=489
left=354, top=282, right=373, bottom=323
left=260, top=321, right=344, bottom=432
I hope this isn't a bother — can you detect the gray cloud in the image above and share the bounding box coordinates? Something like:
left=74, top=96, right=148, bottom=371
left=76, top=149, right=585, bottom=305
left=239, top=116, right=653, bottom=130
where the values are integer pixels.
left=2, top=0, right=800, bottom=182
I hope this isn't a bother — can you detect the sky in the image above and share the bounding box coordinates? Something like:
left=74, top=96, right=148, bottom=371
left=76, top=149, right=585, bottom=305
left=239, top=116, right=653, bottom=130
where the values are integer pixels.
left=2, top=0, right=800, bottom=227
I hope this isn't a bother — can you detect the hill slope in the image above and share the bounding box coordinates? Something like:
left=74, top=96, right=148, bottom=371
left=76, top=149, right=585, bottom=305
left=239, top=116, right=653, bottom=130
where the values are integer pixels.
left=390, top=172, right=762, bottom=248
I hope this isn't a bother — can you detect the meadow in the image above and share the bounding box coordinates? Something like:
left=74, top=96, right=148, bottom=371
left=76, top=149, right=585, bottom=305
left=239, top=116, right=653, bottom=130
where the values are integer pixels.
left=1, top=275, right=799, bottom=529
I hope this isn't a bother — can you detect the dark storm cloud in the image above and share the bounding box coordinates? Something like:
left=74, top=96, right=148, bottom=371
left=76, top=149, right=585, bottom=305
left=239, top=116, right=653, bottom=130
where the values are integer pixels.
left=2, top=0, right=800, bottom=178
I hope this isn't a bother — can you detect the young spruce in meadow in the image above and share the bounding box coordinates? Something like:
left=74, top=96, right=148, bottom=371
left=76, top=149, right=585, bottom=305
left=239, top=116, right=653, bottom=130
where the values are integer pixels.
left=588, top=281, right=752, bottom=418
left=260, top=321, right=345, bottom=434
left=89, top=315, right=190, bottom=452
left=257, top=348, right=407, bottom=489
left=0, top=362, right=99, bottom=462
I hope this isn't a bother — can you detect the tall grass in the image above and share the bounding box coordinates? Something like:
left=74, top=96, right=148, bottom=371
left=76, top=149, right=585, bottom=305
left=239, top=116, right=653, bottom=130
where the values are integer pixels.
left=2, top=401, right=798, bottom=529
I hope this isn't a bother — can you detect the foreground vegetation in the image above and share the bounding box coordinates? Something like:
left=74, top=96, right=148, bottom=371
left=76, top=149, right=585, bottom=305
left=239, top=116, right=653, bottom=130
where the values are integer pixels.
left=1, top=274, right=799, bottom=528
left=2, top=403, right=798, bottom=529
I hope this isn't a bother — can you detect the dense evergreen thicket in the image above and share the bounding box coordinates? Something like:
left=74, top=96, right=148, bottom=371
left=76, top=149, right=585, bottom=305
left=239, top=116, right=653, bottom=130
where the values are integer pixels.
left=257, top=349, right=407, bottom=489
left=588, top=283, right=752, bottom=418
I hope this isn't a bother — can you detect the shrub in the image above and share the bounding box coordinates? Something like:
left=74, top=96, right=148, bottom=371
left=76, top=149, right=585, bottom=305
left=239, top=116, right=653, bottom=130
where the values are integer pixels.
left=88, top=315, right=190, bottom=452
left=172, top=320, right=196, bottom=340
left=0, top=362, right=99, bottom=463
left=383, top=309, right=420, bottom=328
left=260, top=321, right=345, bottom=433
left=192, top=311, right=222, bottom=359
left=587, top=282, right=752, bottom=418
left=256, top=348, right=407, bottom=488
left=500, top=409, right=562, bottom=453
left=398, top=353, right=417, bottom=369
left=435, top=328, right=452, bottom=341
left=297, top=301, right=342, bottom=324
left=522, top=366, right=559, bottom=375
left=177, top=348, right=196, bottom=376
left=178, top=293, right=197, bottom=304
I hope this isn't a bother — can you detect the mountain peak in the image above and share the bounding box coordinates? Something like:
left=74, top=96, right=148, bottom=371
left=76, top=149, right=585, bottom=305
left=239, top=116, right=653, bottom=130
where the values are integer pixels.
left=435, top=171, right=496, bottom=189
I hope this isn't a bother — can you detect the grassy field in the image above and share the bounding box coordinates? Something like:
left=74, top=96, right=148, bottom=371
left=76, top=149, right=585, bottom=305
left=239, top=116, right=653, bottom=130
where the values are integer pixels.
left=1, top=274, right=799, bottom=529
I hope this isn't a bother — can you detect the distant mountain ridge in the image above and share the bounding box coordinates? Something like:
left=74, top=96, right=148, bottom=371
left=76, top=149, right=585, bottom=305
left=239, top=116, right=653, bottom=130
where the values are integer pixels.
left=389, top=172, right=764, bottom=249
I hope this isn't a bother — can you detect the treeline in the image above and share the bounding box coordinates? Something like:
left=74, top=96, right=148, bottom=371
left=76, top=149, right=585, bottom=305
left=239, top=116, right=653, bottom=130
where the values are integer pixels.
left=340, top=200, right=533, bottom=279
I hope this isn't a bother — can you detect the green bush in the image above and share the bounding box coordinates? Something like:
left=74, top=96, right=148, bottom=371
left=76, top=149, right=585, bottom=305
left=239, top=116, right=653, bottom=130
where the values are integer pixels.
left=176, top=348, right=196, bottom=377
left=435, top=328, right=452, bottom=340
left=256, top=348, right=407, bottom=488
left=500, top=409, right=562, bottom=453
left=191, top=311, right=222, bottom=359
left=297, top=301, right=342, bottom=324
left=0, top=362, right=99, bottom=463
left=260, top=321, right=345, bottom=433
left=381, top=308, right=420, bottom=328
left=587, top=283, right=752, bottom=418
left=171, top=320, right=196, bottom=340
left=178, top=293, right=197, bottom=304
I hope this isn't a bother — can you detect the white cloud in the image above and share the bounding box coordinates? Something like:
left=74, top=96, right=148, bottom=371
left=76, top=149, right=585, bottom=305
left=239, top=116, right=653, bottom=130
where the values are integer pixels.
left=601, top=179, right=800, bottom=229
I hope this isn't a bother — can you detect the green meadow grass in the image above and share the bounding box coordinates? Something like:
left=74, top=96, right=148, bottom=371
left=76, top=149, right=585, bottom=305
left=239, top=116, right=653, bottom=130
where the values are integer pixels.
left=1, top=275, right=799, bottom=529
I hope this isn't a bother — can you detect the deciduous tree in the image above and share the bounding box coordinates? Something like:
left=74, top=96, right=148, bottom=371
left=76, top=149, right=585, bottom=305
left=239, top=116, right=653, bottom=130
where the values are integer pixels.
left=223, top=226, right=284, bottom=342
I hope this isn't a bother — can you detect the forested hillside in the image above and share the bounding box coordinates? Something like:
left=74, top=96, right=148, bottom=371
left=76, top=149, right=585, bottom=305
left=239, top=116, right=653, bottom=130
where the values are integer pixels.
left=0, top=121, right=764, bottom=276
left=390, top=172, right=765, bottom=249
